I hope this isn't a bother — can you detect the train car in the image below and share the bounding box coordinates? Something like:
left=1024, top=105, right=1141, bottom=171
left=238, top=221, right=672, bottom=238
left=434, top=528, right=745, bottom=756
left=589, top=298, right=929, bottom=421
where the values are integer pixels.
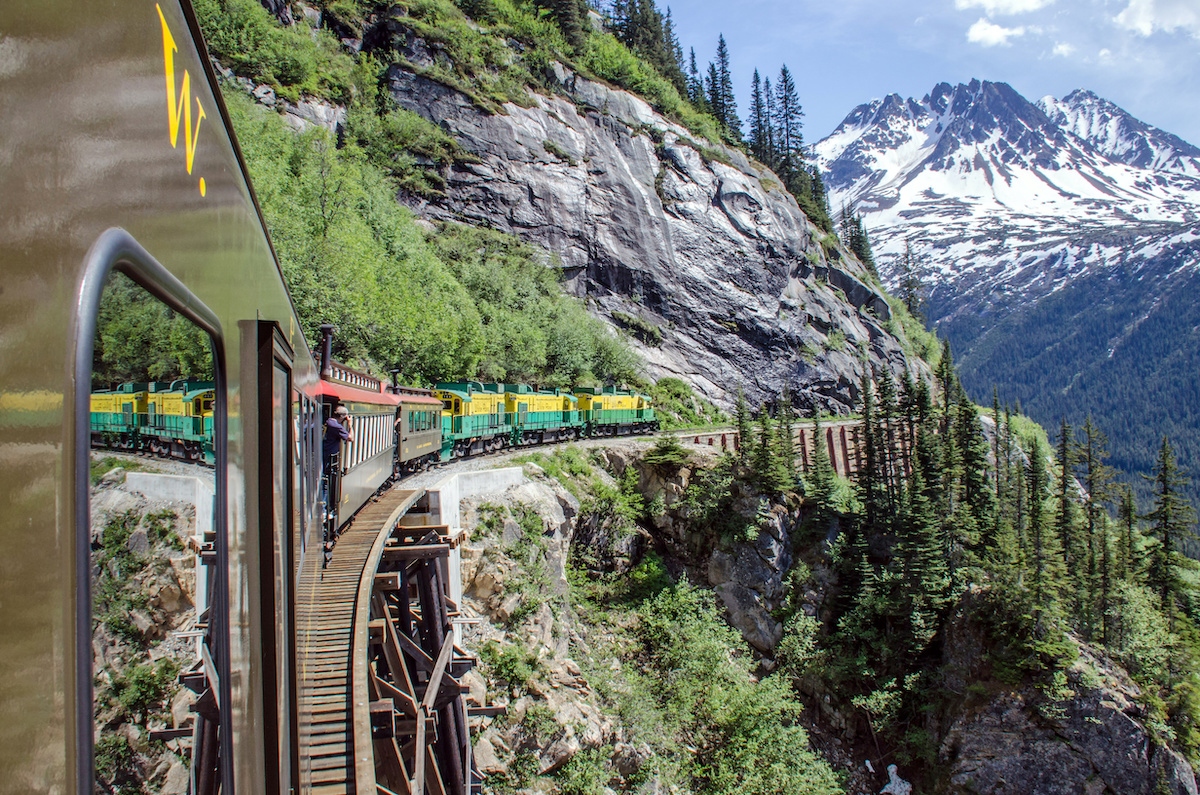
left=0, top=1, right=391, bottom=791
left=435, top=381, right=514, bottom=458
left=143, top=380, right=216, bottom=461
left=575, top=386, right=658, bottom=435
left=395, top=387, right=444, bottom=474
left=89, top=383, right=150, bottom=450
left=504, top=384, right=582, bottom=444
left=313, top=354, right=402, bottom=532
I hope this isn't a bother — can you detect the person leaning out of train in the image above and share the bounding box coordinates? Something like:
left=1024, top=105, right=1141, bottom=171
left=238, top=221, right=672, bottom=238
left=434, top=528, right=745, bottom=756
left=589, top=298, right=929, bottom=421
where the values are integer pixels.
left=323, top=405, right=354, bottom=469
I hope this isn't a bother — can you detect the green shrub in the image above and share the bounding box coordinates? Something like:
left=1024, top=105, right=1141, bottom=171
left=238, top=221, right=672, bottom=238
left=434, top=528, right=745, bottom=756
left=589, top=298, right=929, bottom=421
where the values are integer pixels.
left=194, top=0, right=354, bottom=103
left=479, top=640, right=540, bottom=691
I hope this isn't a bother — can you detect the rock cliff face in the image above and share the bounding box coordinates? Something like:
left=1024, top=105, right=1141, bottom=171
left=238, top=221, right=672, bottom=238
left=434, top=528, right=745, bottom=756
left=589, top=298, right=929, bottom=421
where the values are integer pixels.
left=384, top=54, right=920, bottom=411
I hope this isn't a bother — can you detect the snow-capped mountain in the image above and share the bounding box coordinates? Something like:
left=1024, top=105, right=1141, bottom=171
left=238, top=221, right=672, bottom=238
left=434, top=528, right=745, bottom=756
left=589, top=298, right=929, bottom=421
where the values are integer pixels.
left=1039, top=89, right=1200, bottom=178
left=814, top=79, right=1200, bottom=498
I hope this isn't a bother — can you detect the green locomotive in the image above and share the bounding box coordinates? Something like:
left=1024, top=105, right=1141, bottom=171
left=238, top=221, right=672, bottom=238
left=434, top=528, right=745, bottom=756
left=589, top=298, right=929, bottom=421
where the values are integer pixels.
left=90, top=380, right=215, bottom=463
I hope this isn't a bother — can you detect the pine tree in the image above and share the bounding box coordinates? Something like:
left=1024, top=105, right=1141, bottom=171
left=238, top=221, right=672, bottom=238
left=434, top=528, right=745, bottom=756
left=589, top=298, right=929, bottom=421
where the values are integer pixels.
left=705, top=62, right=722, bottom=125
left=1078, top=417, right=1117, bottom=641
left=749, top=69, right=769, bottom=163
left=687, top=48, right=705, bottom=110
left=1054, top=419, right=1081, bottom=572
left=735, top=385, right=752, bottom=464
left=807, top=417, right=836, bottom=522
left=956, top=386, right=995, bottom=547
left=1116, top=485, right=1140, bottom=583
left=539, top=0, right=587, bottom=50
left=715, top=34, right=739, bottom=137
left=754, top=406, right=779, bottom=492
left=776, top=387, right=797, bottom=484
left=1027, top=438, right=1066, bottom=621
left=858, top=363, right=884, bottom=535
left=1144, top=436, right=1198, bottom=625
left=877, top=369, right=901, bottom=515
left=772, top=65, right=804, bottom=188
left=896, top=239, right=926, bottom=322
left=762, top=75, right=776, bottom=169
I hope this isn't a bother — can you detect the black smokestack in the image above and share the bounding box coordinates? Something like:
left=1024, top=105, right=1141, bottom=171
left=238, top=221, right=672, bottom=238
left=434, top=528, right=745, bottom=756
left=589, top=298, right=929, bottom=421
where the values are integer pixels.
left=319, top=324, right=335, bottom=380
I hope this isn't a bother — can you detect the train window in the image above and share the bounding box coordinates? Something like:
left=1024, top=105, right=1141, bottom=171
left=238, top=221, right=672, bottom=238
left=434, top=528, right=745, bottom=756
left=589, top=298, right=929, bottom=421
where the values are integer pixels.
left=77, top=232, right=228, bottom=795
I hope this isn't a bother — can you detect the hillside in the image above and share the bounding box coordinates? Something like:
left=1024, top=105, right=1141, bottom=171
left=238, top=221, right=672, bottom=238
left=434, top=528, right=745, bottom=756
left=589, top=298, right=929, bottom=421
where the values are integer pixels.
left=197, top=0, right=933, bottom=417
left=814, top=79, right=1200, bottom=505
left=194, top=3, right=1200, bottom=794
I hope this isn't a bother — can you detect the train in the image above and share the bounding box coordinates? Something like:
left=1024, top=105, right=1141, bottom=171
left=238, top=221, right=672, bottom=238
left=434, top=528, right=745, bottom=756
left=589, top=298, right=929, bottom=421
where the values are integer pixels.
left=0, top=1, right=655, bottom=793
left=91, top=335, right=658, bottom=515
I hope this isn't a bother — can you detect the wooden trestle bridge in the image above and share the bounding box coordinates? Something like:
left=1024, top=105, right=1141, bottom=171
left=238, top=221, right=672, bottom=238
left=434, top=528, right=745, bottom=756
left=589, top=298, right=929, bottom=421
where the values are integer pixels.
left=295, top=487, right=484, bottom=794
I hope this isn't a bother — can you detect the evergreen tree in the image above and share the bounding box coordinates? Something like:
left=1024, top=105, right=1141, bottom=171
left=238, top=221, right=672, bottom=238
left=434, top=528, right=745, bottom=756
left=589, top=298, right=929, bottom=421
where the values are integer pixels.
left=703, top=35, right=740, bottom=137
left=687, top=47, right=706, bottom=110
left=1116, top=485, right=1140, bottom=583
left=762, top=76, right=776, bottom=168
left=754, top=406, right=778, bottom=492
left=1144, top=436, right=1198, bottom=625
left=1078, top=417, right=1117, bottom=640
left=896, top=239, right=926, bottom=323
left=538, top=0, right=587, bottom=50
left=705, top=62, right=722, bottom=125
left=877, top=369, right=901, bottom=515
left=749, top=69, right=769, bottom=163
left=806, top=417, right=836, bottom=522
left=839, top=204, right=879, bottom=280
left=735, top=386, right=752, bottom=465
left=776, top=387, right=797, bottom=485
left=1054, top=419, right=1081, bottom=573
left=1027, top=438, right=1066, bottom=622
left=857, top=363, right=884, bottom=535
left=956, top=386, right=995, bottom=548
left=772, top=65, right=804, bottom=189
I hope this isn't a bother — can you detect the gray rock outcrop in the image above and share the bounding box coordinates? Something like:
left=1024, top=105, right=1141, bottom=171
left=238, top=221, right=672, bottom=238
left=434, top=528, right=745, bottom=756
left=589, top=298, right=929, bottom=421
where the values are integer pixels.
left=938, top=620, right=1199, bottom=795
left=383, top=57, right=922, bottom=412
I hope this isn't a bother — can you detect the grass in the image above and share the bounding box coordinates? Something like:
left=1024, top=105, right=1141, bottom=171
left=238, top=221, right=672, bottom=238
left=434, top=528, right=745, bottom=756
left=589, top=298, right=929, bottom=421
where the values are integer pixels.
left=884, top=293, right=942, bottom=369
left=90, top=456, right=150, bottom=485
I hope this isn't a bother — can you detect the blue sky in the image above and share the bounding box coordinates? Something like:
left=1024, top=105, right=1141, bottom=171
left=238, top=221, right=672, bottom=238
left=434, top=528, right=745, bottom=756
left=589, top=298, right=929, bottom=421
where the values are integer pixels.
left=667, top=0, right=1200, bottom=145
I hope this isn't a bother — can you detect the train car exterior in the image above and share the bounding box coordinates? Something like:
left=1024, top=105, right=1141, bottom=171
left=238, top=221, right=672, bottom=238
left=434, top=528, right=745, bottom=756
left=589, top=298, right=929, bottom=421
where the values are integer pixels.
left=396, top=388, right=444, bottom=473
left=0, top=1, right=337, bottom=791
left=436, top=381, right=513, bottom=458
left=504, top=384, right=582, bottom=444
left=575, top=386, right=658, bottom=435
left=313, top=365, right=401, bottom=530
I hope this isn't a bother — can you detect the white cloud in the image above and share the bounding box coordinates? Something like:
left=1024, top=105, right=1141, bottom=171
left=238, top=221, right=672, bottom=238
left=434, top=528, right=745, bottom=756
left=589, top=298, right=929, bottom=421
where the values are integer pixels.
left=1099, top=47, right=1114, bottom=58
left=967, top=17, right=1027, bottom=45
left=954, top=0, right=1054, bottom=15
left=1052, top=41, right=1076, bottom=56
left=1115, top=0, right=1200, bottom=37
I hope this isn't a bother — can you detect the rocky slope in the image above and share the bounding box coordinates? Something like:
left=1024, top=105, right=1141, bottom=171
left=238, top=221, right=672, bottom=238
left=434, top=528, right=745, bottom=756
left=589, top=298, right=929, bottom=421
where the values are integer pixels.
left=455, top=444, right=1199, bottom=795
left=89, top=465, right=199, bottom=794
left=373, top=33, right=924, bottom=413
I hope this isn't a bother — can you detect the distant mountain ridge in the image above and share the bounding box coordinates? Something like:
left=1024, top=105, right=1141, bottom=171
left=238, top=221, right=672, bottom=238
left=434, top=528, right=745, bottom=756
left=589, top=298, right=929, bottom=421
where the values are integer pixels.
left=815, top=79, right=1200, bottom=504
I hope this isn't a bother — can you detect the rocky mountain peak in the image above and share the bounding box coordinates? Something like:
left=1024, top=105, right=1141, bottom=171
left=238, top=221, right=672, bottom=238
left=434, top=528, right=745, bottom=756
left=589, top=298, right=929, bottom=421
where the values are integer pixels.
left=814, top=78, right=1200, bottom=520
left=1038, top=89, right=1200, bottom=176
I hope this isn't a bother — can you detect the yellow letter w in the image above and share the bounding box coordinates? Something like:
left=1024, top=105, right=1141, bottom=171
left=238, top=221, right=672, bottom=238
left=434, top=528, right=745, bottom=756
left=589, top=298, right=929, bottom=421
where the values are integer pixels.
left=156, top=4, right=206, bottom=174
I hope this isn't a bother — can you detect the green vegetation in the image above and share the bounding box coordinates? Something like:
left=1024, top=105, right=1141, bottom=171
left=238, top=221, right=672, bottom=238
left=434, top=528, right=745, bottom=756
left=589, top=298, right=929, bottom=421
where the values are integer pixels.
left=648, top=377, right=725, bottom=429
left=564, top=576, right=840, bottom=795
left=93, top=273, right=213, bottom=388
left=883, top=293, right=942, bottom=369
left=194, top=0, right=355, bottom=103
left=226, top=91, right=639, bottom=386
left=610, top=310, right=662, bottom=347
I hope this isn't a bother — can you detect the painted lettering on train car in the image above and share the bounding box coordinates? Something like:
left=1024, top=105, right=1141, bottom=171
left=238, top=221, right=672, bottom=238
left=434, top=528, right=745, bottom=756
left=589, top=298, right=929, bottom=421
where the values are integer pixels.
left=156, top=4, right=208, bottom=196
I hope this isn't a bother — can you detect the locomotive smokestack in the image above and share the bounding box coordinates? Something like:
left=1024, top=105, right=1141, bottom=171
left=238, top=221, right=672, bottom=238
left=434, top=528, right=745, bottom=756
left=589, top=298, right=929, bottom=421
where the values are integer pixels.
left=389, top=368, right=400, bottom=394
left=319, top=324, right=335, bottom=380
